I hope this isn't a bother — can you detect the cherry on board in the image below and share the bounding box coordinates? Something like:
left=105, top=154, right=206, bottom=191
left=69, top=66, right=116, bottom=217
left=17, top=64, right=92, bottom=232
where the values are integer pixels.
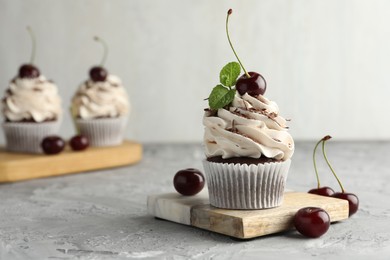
left=173, top=168, right=205, bottom=196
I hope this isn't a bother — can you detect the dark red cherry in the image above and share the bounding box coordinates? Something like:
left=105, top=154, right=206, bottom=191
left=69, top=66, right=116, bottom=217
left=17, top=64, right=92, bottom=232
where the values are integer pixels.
left=294, top=207, right=330, bottom=238
left=332, top=192, right=359, bottom=217
left=236, top=72, right=266, bottom=96
left=70, top=135, right=89, bottom=151
left=41, top=136, right=65, bottom=155
left=18, top=64, right=40, bottom=78
left=89, top=66, right=107, bottom=82
left=308, top=186, right=335, bottom=197
left=173, top=168, right=205, bottom=196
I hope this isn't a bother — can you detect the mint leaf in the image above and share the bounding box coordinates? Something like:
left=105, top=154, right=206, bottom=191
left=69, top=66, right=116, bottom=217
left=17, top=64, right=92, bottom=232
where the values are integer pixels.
left=208, top=84, right=236, bottom=110
left=219, top=62, right=241, bottom=87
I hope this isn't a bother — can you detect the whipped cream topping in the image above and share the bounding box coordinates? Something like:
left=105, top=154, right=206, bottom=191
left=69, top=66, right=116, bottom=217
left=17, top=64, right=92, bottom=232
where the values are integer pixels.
left=203, top=93, right=294, bottom=161
left=2, top=76, right=62, bottom=122
left=72, top=75, right=130, bottom=119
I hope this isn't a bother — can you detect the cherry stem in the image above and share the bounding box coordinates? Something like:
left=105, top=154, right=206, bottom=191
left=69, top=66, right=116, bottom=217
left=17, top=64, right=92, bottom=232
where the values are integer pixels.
left=26, top=26, right=36, bottom=64
left=321, top=137, right=345, bottom=193
left=94, top=36, right=108, bottom=66
left=226, top=9, right=250, bottom=78
left=312, top=138, right=323, bottom=188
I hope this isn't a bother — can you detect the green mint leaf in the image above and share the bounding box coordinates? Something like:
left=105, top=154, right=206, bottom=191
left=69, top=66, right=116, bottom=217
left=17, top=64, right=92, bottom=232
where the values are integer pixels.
left=219, top=62, right=241, bottom=87
left=208, top=84, right=236, bottom=110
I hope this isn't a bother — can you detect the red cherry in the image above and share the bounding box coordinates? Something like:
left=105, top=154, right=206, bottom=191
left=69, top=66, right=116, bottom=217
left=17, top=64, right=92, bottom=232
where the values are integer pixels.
left=41, top=136, right=65, bottom=155
left=236, top=72, right=266, bottom=96
left=89, top=66, right=107, bottom=82
left=173, top=168, right=205, bottom=196
left=70, top=135, right=89, bottom=151
left=294, top=207, right=330, bottom=238
left=18, top=64, right=40, bottom=78
left=332, top=192, right=359, bottom=217
left=308, top=186, right=335, bottom=197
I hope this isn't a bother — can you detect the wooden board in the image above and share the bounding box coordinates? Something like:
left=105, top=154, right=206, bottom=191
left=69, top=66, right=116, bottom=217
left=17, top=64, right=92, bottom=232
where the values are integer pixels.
left=147, top=191, right=349, bottom=239
left=0, top=140, right=142, bottom=183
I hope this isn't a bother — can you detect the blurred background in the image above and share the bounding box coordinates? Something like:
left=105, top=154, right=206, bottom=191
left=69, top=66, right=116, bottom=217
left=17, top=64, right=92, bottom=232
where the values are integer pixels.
left=0, top=0, right=389, bottom=144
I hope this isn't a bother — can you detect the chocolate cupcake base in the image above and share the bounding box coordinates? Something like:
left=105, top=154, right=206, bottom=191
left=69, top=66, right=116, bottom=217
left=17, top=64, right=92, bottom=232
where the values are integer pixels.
left=202, top=159, right=291, bottom=209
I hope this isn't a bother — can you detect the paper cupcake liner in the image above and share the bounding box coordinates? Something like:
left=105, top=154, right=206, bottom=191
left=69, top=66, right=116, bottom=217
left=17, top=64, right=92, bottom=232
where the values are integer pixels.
left=202, top=159, right=291, bottom=209
left=76, top=117, right=128, bottom=147
left=2, top=120, right=61, bottom=154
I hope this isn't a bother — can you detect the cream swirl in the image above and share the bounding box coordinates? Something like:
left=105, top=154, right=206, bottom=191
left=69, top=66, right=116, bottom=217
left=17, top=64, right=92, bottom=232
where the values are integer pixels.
left=203, top=93, right=294, bottom=161
left=2, top=76, right=62, bottom=122
left=71, top=75, right=130, bottom=119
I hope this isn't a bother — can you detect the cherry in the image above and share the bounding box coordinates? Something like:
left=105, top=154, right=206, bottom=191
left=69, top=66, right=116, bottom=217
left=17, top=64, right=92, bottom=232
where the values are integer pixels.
left=322, top=136, right=359, bottom=217
left=173, top=168, right=205, bottom=196
left=236, top=72, right=266, bottom=96
left=19, top=64, right=40, bottom=78
left=69, top=134, right=89, bottom=151
left=294, top=207, right=330, bottom=238
left=308, top=187, right=334, bottom=197
left=19, top=27, right=40, bottom=79
left=225, top=9, right=266, bottom=96
left=89, top=36, right=109, bottom=82
left=89, top=66, right=107, bottom=82
left=332, top=192, right=359, bottom=217
left=41, top=136, right=65, bottom=155
left=308, top=135, right=335, bottom=197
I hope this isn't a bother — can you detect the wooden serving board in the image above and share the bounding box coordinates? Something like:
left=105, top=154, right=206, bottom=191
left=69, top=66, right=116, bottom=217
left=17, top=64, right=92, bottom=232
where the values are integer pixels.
left=147, top=191, right=349, bottom=239
left=0, top=140, right=142, bottom=183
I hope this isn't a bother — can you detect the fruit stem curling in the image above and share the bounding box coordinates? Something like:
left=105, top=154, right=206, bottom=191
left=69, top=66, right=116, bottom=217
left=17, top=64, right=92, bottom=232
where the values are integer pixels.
left=26, top=26, right=36, bottom=64
left=94, top=36, right=108, bottom=66
left=312, top=138, right=323, bottom=188
left=226, top=9, right=250, bottom=78
left=322, top=138, right=345, bottom=193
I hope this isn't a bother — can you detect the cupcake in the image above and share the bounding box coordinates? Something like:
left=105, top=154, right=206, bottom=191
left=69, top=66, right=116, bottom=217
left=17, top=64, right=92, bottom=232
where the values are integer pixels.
left=71, top=37, right=130, bottom=147
left=2, top=69, right=62, bottom=153
left=1, top=28, right=62, bottom=154
left=202, top=9, right=294, bottom=209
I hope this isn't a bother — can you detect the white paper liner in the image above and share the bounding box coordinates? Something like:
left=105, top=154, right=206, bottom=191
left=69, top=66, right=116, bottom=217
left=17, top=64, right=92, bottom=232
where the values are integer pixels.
left=202, top=159, right=291, bottom=209
left=76, top=117, right=128, bottom=147
left=2, top=120, right=61, bottom=154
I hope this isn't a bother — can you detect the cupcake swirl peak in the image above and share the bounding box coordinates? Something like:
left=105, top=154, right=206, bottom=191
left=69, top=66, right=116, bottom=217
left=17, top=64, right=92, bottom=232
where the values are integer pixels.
left=71, top=74, right=130, bottom=119
left=2, top=76, right=62, bottom=122
left=203, top=93, right=294, bottom=161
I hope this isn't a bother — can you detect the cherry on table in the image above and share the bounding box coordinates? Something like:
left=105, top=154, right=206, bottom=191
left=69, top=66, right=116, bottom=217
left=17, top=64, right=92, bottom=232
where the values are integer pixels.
left=173, top=168, right=205, bottom=196
left=89, top=66, right=107, bottom=82
left=294, top=207, right=330, bottom=238
left=308, top=186, right=335, bottom=197
left=41, top=136, right=65, bottom=155
left=236, top=72, right=267, bottom=96
left=70, top=134, right=89, bottom=151
left=332, top=192, right=359, bottom=217
left=19, top=64, right=40, bottom=78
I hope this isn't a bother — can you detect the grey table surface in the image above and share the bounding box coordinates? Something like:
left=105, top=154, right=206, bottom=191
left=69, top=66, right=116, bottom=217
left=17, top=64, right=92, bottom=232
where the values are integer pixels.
left=0, top=141, right=389, bottom=260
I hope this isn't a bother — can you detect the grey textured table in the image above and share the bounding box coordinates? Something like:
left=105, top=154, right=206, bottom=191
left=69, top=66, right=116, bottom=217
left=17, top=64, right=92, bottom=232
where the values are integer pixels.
left=0, top=142, right=389, bottom=259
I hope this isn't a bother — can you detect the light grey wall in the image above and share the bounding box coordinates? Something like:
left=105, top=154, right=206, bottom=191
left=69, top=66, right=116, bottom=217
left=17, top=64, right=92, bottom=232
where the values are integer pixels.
left=1, top=0, right=389, bottom=143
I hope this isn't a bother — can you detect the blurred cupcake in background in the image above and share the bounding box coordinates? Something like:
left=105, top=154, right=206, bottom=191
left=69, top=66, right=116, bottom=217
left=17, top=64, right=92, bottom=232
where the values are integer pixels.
left=71, top=36, right=130, bottom=147
left=1, top=27, right=62, bottom=154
